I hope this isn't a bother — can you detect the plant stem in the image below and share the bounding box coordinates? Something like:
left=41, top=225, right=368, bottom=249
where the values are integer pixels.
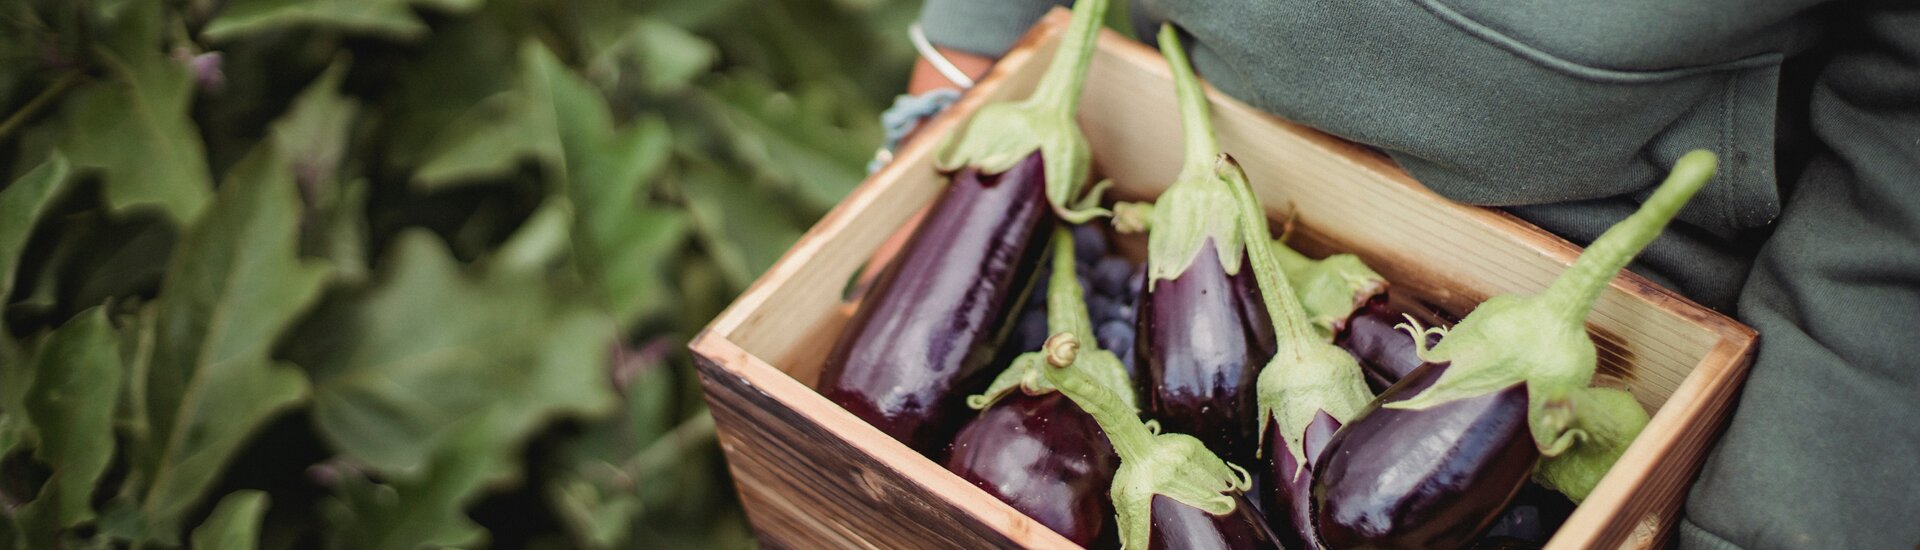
left=1042, top=333, right=1152, bottom=460
left=1540, top=151, right=1715, bottom=320
left=1044, top=227, right=1095, bottom=343
left=0, top=72, right=81, bottom=142
left=1160, top=24, right=1220, bottom=176
left=1225, top=158, right=1321, bottom=350
left=1028, top=0, right=1110, bottom=116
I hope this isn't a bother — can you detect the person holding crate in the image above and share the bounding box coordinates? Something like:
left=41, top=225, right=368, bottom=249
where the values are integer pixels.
left=878, top=1, right=1920, bottom=548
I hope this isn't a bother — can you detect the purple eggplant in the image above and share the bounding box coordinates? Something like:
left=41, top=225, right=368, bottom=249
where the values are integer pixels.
left=1035, top=332, right=1274, bottom=550
left=1313, top=362, right=1534, bottom=549
left=1122, top=24, right=1280, bottom=464
left=1146, top=493, right=1283, bottom=550
left=1337, top=297, right=1445, bottom=393
left=1139, top=243, right=1273, bottom=462
left=1259, top=410, right=1341, bottom=549
left=1143, top=24, right=1379, bottom=549
left=819, top=154, right=1053, bottom=454
left=952, top=227, right=1134, bottom=545
left=946, top=393, right=1117, bottom=545
left=1312, top=151, right=1719, bottom=549
left=818, top=0, right=1113, bottom=456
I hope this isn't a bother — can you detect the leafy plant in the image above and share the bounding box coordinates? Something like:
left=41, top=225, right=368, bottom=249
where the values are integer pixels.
left=0, top=0, right=913, bottom=547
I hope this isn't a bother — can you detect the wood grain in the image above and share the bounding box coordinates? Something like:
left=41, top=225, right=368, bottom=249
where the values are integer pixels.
left=692, top=8, right=1758, bottom=550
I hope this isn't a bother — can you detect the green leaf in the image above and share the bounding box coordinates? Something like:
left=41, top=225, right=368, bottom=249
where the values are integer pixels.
left=0, top=153, right=71, bottom=454
left=288, top=230, right=616, bottom=476
left=135, top=143, right=329, bottom=543
left=409, top=87, right=559, bottom=189
left=703, top=75, right=874, bottom=212
left=188, top=491, right=269, bottom=550
left=491, top=198, right=575, bottom=274
left=588, top=18, right=717, bottom=94
left=548, top=348, right=676, bottom=548
left=15, top=308, right=121, bottom=548
left=322, top=410, right=509, bottom=550
left=307, top=178, right=370, bottom=283
left=94, top=497, right=151, bottom=543
left=56, top=1, right=212, bottom=223
left=297, top=229, right=615, bottom=549
left=0, top=153, right=69, bottom=317
left=677, top=161, right=807, bottom=289
left=526, top=42, right=687, bottom=324
left=379, top=12, right=521, bottom=172
left=268, top=59, right=371, bottom=281
left=270, top=58, right=360, bottom=194
left=409, top=0, right=484, bottom=13
left=115, top=304, right=156, bottom=462
left=203, top=0, right=427, bottom=42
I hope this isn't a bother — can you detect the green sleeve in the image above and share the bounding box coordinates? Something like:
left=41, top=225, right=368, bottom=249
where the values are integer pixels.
left=919, top=0, right=1071, bottom=57
left=1680, top=5, right=1920, bottom=548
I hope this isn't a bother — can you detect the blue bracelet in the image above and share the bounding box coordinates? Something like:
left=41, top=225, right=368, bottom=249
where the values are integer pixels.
left=868, top=88, right=964, bottom=173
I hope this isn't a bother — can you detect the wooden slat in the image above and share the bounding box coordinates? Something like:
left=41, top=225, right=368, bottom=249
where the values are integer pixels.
left=693, top=9, right=1759, bottom=550
left=1549, top=336, right=1756, bottom=549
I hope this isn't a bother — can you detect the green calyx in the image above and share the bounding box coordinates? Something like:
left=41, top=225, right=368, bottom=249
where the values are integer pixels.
left=1531, top=387, right=1650, bottom=502
left=934, top=0, right=1111, bottom=224
left=1270, top=240, right=1387, bottom=336
left=1139, top=24, right=1245, bottom=288
left=968, top=226, right=1134, bottom=411
left=1219, top=154, right=1373, bottom=475
left=1117, top=200, right=1386, bottom=336
left=1040, top=333, right=1250, bottom=550
left=1385, top=151, right=1717, bottom=476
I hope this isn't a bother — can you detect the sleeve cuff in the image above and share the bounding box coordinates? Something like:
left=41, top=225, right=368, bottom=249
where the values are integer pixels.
left=919, top=0, right=1074, bottom=58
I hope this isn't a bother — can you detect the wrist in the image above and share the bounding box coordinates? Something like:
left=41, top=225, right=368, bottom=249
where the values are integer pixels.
left=908, top=23, right=996, bottom=93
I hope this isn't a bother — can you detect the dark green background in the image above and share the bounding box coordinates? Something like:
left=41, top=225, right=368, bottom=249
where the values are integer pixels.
left=0, top=0, right=921, bottom=547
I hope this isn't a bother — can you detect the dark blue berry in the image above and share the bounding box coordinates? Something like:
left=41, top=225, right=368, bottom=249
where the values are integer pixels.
left=1091, top=256, right=1132, bottom=297
left=1087, top=294, right=1117, bottom=325
left=1096, top=320, right=1136, bottom=375
left=1009, top=309, right=1050, bottom=354
left=1072, top=224, right=1108, bottom=263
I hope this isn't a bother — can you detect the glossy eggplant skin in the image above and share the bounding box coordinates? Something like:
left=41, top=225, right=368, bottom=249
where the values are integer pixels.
left=1262, top=411, right=1342, bottom=549
left=945, top=393, right=1118, bottom=545
left=1336, top=296, right=1443, bottom=394
left=819, top=152, right=1053, bottom=455
left=1313, top=362, right=1537, bottom=550
left=1139, top=241, right=1275, bottom=462
left=1146, top=493, right=1284, bottom=550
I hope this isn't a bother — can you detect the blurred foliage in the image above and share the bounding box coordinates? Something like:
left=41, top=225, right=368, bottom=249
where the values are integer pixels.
left=0, top=0, right=917, bottom=547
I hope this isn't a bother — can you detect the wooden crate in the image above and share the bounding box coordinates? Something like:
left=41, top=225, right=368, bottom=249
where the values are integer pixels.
left=690, top=9, right=1757, bottom=549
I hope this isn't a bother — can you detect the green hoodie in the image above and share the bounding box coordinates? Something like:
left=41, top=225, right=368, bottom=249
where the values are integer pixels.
left=920, top=1, right=1920, bottom=548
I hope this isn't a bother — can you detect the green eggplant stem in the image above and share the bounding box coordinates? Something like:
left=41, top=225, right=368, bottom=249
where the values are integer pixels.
left=1160, top=24, right=1219, bottom=176
left=967, top=226, right=1135, bottom=410
left=1540, top=150, right=1718, bottom=322
left=1030, top=0, right=1111, bottom=115
left=1224, top=158, right=1318, bottom=347
left=1046, top=227, right=1096, bottom=345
